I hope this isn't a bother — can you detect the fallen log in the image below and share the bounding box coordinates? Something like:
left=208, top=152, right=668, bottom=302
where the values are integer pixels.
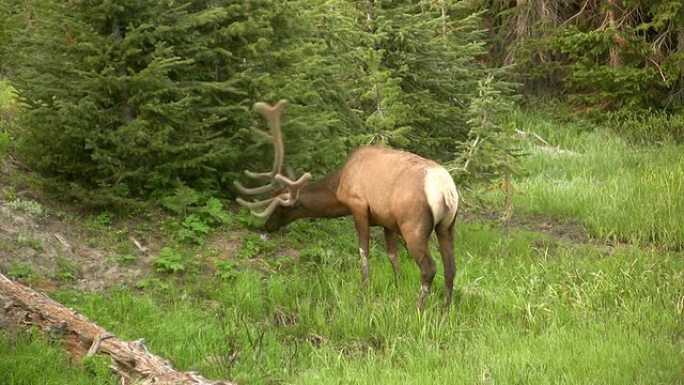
left=0, top=273, right=236, bottom=385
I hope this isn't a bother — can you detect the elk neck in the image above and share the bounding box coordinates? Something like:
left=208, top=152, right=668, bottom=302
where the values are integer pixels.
left=294, top=172, right=350, bottom=219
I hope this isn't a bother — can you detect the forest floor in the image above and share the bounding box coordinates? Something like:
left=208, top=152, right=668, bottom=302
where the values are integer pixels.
left=1, top=110, right=683, bottom=385
left=0, top=187, right=593, bottom=293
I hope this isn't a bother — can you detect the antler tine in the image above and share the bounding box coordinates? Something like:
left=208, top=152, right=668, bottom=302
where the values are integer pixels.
left=235, top=99, right=288, bottom=196
left=235, top=99, right=314, bottom=219
left=233, top=180, right=276, bottom=196
left=275, top=172, right=312, bottom=189
left=253, top=99, right=288, bottom=178
left=236, top=191, right=296, bottom=218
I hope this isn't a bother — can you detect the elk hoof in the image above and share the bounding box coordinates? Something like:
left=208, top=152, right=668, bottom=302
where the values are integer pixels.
left=416, top=286, right=430, bottom=310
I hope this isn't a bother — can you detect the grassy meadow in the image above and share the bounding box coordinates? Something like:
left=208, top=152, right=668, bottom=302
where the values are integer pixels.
left=1, top=110, right=683, bottom=384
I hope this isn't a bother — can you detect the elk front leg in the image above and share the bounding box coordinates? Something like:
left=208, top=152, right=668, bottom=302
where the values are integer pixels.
left=384, top=227, right=400, bottom=281
left=351, top=210, right=371, bottom=286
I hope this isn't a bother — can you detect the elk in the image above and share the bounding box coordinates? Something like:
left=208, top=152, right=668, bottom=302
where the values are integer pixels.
left=234, top=100, right=459, bottom=309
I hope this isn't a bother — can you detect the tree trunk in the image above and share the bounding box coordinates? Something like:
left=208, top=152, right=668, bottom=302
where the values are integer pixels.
left=607, top=0, right=621, bottom=67
left=676, top=29, right=684, bottom=105
left=364, top=0, right=385, bottom=120
left=506, top=0, right=529, bottom=64
left=0, top=274, right=236, bottom=385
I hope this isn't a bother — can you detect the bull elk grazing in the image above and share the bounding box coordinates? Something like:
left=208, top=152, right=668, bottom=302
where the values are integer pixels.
left=234, top=100, right=459, bottom=309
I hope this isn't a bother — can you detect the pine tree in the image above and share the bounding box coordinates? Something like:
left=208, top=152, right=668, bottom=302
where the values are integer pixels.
left=11, top=0, right=290, bottom=204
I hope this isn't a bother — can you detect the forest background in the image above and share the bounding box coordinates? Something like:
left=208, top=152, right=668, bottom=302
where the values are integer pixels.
left=1, top=0, right=682, bottom=206
left=0, top=1, right=683, bottom=385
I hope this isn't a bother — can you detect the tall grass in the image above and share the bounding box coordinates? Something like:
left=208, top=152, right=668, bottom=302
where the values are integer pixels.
left=2, top=108, right=683, bottom=384
left=2, top=219, right=682, bottom=384
left=497, top=110, right=684, bottom=249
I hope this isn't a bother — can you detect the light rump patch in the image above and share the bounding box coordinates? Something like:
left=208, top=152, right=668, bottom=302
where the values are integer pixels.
left=424, top=167, right=458, bottom=226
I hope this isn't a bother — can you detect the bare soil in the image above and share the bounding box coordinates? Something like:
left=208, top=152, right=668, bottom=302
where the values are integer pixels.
left=0, top=199, right=155, bottom=292
left=0, top=159, right=601, bottom=293
left=0, top=198, right=598, bottom=293
left=459, top=207, right=593, bottom=245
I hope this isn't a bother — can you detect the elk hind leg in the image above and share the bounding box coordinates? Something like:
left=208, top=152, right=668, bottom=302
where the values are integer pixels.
left=402, top=225, right=435, bottom=310
left=436, top=219, right=456, bottom=308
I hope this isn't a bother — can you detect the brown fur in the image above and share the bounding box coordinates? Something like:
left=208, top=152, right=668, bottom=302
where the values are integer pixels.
left=264, top=146, right=459, bottom=309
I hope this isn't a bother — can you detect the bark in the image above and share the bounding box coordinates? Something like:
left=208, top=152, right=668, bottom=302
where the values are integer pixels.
left=0, top=273, right=236, bottom=385
left=505, top=0, right=529, bottom=64
left=607, top=0, right=621, bottom=67
left=363, top=0, right=385, bottom=120
left=677, top=30, right=684, bottom=104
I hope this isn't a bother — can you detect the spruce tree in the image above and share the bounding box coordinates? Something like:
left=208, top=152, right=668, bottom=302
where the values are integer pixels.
left=12, top=0, right=285, bottom=204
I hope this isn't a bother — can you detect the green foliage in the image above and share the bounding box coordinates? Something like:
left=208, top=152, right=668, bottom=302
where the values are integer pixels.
left=2, top=109, right=684, bottom=384
left=553, top=27, right=667, bottom=109
left=0, top=331, right=118, bottom=384
left=450, top=75, right=523, bottom=188
left=176, top=214, right=212, bottom=245
left=5, top=263, right=37, bottom=280
left=8, top=220, right=681, bottom=385
left=9, top=1, right=280, bottom=204
left=15, top=235, right=44, bottom=251
left=6, top=199, right=44, bottom=216
left=55, top=255, right=80, bottom=281
left=113, top=253, right=138, bottom=266
left=152, top=247, right=187, bottom=274
left=85, top=212, right=114, bottom=229
left=486, top=0, right=684, bottom=111
left=237, top=234, right=276, bottom=260
left=214, top=259, right=239, bottom=281
left=489, top=108, right=684, bottom=249
left=162, top=187, right=232, bottom=245
left=0, top=78, right=17, bottom=157
left=608, top=110, right=684, bottom=144
left=4, top=0, right=514, bottom=205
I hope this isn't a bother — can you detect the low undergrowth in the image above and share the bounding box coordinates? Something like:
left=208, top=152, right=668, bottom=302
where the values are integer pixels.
left=2, top=109, right=683, bottom=384
left=490, top=109, right=684, bottom=250
left=2, top=218, right=683, bottom=385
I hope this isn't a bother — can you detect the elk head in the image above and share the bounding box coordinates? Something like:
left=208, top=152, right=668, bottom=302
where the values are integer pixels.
left=233, top=100, right=312, bottom=231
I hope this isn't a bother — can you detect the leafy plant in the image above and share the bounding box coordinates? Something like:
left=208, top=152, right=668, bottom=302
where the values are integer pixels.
left=55, top=256, right=80, bottom=281
left=177, top=214, right=212, bottom=245
left=237, top=234, right=276, bottom=260
left=6, top=199, right=44, bottom=216
left=15, top=235, right=44, bottom=251
left=214, top=259, right=239, bottom=281
left=152, top=247, right=187, bottom=274
left=84, top=211, right=114, bottom=230
left=162, top=187, right=233, bottom=245
left=6, top=263, right=36, bottom=279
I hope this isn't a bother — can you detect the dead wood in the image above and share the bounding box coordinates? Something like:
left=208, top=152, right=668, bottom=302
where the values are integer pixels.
left=0, top=273, right=236, bottom=385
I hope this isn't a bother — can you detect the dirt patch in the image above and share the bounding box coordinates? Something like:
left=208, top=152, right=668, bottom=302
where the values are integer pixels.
left=460, top=208, right=593, bottom=244
left=0, top=200, right=154, bottom=291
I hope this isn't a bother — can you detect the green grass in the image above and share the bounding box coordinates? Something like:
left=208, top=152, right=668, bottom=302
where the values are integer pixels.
left=2, top=219, right=682, bottom=384
left=2, top=110, right=683, bottom=384
left=0, top=331, right=116, bottom=385
left=497, top=109, right=684, bottom=249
